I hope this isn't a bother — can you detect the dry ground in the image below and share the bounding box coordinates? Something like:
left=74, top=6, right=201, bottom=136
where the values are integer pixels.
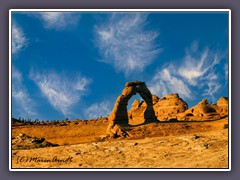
left=11, top=117, right=229, bottom=169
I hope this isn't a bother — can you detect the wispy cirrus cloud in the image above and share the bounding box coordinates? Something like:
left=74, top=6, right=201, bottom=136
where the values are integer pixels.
left=179, top=42, right=221, bottom=86
left=30, top=69, right=91, bottom=116
left=12, top=66, right=37, bottom=118
left=85, top=100, right=112, bottom=119
left=12, top=22, right=27, bottom=54
left=148, top=66, right=193, bottom=100
left=178, top=42, right=223, bottom=102
left=36, top=12, right=80, bottom=30
left=224, top=63, right=228, bottom=80
left=95, top=13, right=161, bottom=76
left=202, top=82, right=221, bottom=102
left=149, top=42, right=224, bottom=102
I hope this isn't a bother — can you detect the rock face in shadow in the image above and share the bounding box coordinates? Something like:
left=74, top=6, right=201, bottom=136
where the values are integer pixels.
left=107, top=81, right=157, bottom=137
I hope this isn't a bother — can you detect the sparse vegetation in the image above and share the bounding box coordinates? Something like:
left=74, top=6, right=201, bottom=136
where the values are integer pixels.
left=223, top=123, right=229, bottom=129
left=63, top=142, right=69, bottom=146
left=12, top=133, right=59, bottom=150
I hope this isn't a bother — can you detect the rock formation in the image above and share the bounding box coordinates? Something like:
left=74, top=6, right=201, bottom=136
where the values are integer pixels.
left=153, top=93, right=188, bottom=121
left=128, top=99, right=146, bottom=125
left=128, top=93, right=188, bottom=124
left=177, top=98, right=220, bottom=121
left=106, top=81, right=229, bottom=137
left=212, top=97, right=229, bottom=117
left=129, top=95, right=228, bottom=122
left=107, top=81, right=157, bottom=137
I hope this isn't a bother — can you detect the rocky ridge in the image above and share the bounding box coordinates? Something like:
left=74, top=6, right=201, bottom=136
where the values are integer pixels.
left=129, top=95, right=228, bottom=123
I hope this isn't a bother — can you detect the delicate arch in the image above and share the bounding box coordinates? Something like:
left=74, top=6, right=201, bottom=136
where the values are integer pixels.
left=108, top=81, right=157, bottom=126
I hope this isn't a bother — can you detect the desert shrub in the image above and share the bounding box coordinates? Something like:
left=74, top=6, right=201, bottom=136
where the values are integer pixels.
left=41, top=141, right=48, bottom=147
left=30, top=145, right=37, bottom=149
left=36, top=144, right=42, bottom=148
left=18, top=145, right=29, bottom=150
left=223, top=124, right=229, bottom=129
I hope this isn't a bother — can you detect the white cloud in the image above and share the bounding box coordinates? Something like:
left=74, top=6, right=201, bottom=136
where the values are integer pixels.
left=95, top=13, right=161, bottom=76
left=179, top=42, right=221, bottom=86
left=12, top=22, right=27, bottom=54
left=224, top=63, right=228, bottom=80
left=202, top=82, right=221, bottom=103
left=29, top=69, right=91, bottom=116
left=148, top=66, right=193, bottom=100
left=148, top=42, right=223, bottom=102
left=179, top=42, right=222, bottom=101
left=37, top=12, right=80, bottom=30
left=12, top=66, right=37, bottom=118
left=85, top=100, right=112, bottom=119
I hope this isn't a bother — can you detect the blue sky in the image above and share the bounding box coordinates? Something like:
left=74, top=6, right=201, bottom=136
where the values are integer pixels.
left=11, top=11, right=229, bottom=121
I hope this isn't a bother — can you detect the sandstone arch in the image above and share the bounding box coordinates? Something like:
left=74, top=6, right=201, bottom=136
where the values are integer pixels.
left=106, top=81, right=157, bottom=137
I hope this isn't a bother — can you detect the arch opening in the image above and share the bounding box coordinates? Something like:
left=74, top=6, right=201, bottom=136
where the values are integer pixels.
left=127, top=94, right=143, bottom=111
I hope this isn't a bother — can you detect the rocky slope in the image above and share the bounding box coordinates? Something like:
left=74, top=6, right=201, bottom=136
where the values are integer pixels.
left=12, top=126, right=228, bottom=168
